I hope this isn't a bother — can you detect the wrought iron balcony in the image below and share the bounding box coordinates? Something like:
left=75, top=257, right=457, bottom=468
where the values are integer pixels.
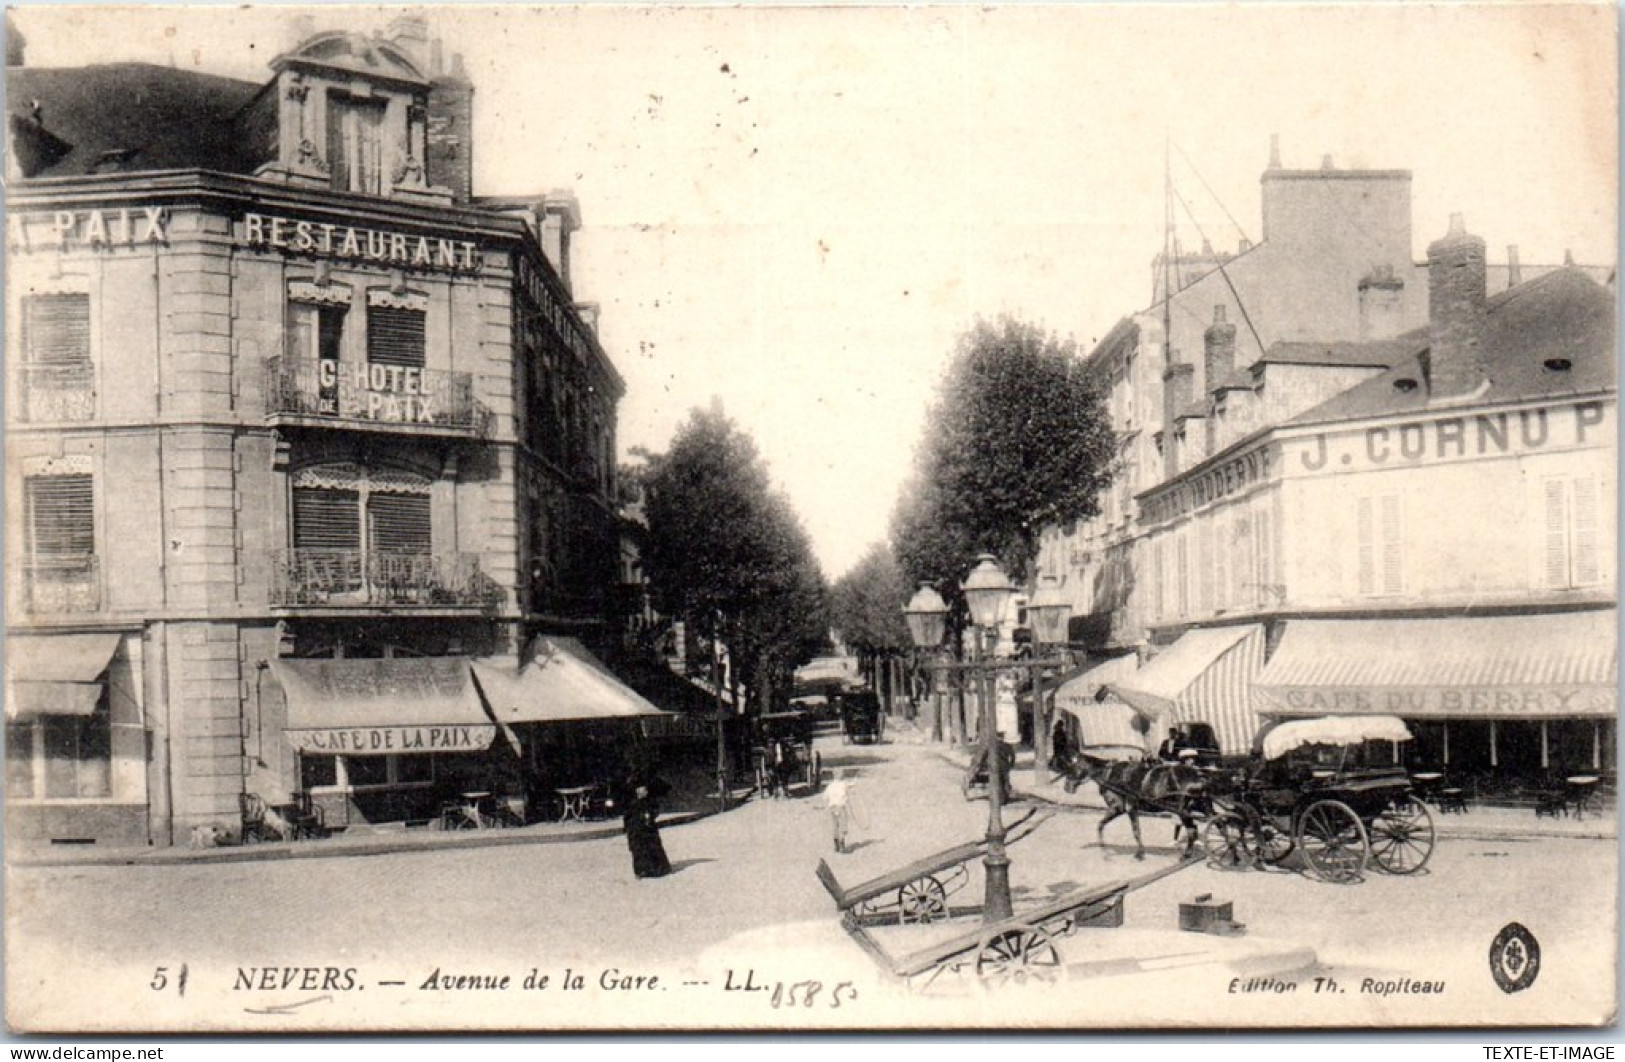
left=16, top=363, right=96, bottom=423
left=263, top=357, right=492, bottom=437
left=268, top=549, right=503, bottom=609
left=18, top=554, right=101, bottom=612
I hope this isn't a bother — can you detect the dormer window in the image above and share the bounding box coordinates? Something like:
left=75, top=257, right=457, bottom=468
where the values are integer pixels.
left=327, top=92, right=386, bottom=195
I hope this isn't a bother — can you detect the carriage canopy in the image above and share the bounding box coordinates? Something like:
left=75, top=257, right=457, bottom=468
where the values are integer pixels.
left=1260, top=714, right=1413, bottom=761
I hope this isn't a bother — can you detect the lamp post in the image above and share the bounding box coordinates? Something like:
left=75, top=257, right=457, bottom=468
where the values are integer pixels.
left=959, top=553, right=1018, bottom=923
left=1026, top=574, right=1072, bottom=788
left=903, top=583, right=948, bottom=743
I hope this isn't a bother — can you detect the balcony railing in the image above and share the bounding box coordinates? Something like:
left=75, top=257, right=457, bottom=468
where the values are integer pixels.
left=268, top=549, right=503, bottom=609
left=18, top=555, right=102, bottom=612
left=263, top=357, right=491, bottom=437
left=16, top=363, right=96, bottom=423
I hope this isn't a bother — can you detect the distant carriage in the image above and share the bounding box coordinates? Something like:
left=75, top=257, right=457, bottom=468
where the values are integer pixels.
left=752, top=711, right=822, bottom=796
left=839, top=690, right=884, bottom=745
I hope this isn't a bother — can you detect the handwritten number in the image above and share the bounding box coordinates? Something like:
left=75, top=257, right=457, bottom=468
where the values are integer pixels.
left=150, top=967, right=168, bottom=991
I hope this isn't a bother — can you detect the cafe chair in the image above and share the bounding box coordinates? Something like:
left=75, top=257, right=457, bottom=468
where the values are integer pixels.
left=239, top=793, right=276, bottom=844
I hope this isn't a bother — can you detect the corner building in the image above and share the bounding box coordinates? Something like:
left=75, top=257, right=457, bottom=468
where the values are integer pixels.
left=5, top=20, right=625, bottom=845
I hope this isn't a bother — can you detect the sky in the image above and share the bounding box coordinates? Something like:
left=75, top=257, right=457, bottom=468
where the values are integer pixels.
left=11, top=3, right=1617, bottom=580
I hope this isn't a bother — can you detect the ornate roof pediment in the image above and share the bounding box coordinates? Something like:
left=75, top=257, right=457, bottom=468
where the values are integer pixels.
left=276, top=32, right=428, bottom=87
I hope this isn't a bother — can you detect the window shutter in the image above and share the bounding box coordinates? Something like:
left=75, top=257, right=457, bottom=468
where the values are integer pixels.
left=24, top=294, right=90, bottom=366
left=1571, top=475, right=1601, bottom=587
left=1255, top=506, right=1272, bottom=606
left=367, top=493, right=432, bottom=554
left=1356, top=496, right=1376, bottom=595
left=293, top=489, right=361, bottom=551
left=1380, top=495, right=1404, bottom=595
left=368, top=307, right=426, bottom=367
left=26, top=475, right=94, bottom=558
left=1543, top=478, right=1569, bottom=589
left=1150, top=539, right=1164, bottom=621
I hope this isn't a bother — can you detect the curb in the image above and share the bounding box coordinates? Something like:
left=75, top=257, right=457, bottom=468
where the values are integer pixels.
left=10, top=809, right=717, bottom=870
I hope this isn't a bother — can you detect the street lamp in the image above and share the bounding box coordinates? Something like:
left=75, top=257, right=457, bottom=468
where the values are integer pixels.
left=960, top=553, right=1017, bottom=923
left=1026, top=574, right=1073, bottom=786
left=903, top=583, right=948, bottom=742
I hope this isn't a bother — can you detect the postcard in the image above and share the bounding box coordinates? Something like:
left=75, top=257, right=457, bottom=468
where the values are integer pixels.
left=4, top=2, right=1616, bottom=1033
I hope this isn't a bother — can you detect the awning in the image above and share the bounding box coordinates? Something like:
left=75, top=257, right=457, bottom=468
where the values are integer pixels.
left=1055, top=655, right=1153, bottom=751
left=1110, top=625, right=1265, bottom=754
left=271, top=657, right=496, bottom=755
left=1260, top=715, right=1413, bottom=761
left=472, top=637, right=672, bottom=728
left=5, top=633, right=121, bottom=720
left=1254, top=613, right=1618, bottom=718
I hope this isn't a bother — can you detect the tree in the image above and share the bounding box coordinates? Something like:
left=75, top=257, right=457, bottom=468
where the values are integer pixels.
left=829, top=543, right=911, bottom=656
left=891, top=317, right=1114, bottom=588
left=640, top=405, right=828, bottom=714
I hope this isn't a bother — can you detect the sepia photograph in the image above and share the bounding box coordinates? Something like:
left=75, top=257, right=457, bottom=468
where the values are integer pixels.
left=2, top=1, right=1618, bottom=1034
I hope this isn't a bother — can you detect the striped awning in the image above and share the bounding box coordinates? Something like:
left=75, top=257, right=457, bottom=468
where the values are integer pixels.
left=1109, top=625, right=1265, bottom=754
left=1254, top=612, right=1617, bottom=718
left=1055, top=654, right=1154, bottom=752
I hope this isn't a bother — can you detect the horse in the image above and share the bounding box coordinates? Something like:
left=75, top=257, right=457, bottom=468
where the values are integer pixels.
left=1056, top=747, right=1211, bottom=860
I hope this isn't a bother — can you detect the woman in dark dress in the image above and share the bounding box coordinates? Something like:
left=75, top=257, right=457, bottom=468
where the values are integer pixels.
left=618, top=770, right=672, bottom=879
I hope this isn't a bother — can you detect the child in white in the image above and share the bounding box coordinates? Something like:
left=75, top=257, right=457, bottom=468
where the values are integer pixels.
left=824, top=771, right=857, bottom=853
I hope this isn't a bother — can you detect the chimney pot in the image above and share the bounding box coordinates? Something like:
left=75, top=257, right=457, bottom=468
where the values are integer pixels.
left=1564, top=248, right=1575, bottom=266
left=1447, top=212, right=1466, bottom=237
left=1268, top=134, right=1282, bottom=170
left=1507, top=245, right=1522, bottom=287
left=1321, top=154, right=1335, bottom=170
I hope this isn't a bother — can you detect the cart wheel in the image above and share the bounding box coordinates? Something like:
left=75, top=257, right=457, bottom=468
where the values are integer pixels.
left=1244, top=820, right=1294, bottom=867
left=1295, top=799, right=1369, bottom=884
left=1368, top=798, right=1435, bottom=875
left=976, top=925, right=1062, bottom=989
left=897, top=876, right=949, bottom=924
left=1201, top=815, right=1248, bottom=870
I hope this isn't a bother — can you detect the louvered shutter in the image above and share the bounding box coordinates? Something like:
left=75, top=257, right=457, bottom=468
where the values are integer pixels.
left=26, top=475, right=93, bottom=559
left=1543, top=478, right=1569, bottom=589
left=1356, top=497, right=1376, bottom=595
left=293, top=489, right=361, bottom=551
left=1380, top=495, right=1404, bottom=595
left=367, top=493, right=432, bottom=554
left=368, top=307, right=425, bottom=368
left=24, top=295, right=90, bottom=366
left=1571, top=475, right=1601, bottom=587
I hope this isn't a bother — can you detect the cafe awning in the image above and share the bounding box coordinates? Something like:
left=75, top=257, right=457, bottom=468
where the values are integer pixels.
left=471, top=637, right=672, bottom=728
left=1254, top=612, right=1618, bottom=718
left=5, top=633, right=121, bottom=720
left=1055, top=655, right=1153, bottom=752
left=1109, top=625, right=1265, bottom=754
left=271, top=657, right=496, bottom=756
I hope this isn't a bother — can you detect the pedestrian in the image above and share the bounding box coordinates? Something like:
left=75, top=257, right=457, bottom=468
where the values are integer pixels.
left=1158, top=726, right=1186, bottom=762
left=823, top=769, right=862, bottom=853
left=615, top=766, right=672, bottom=879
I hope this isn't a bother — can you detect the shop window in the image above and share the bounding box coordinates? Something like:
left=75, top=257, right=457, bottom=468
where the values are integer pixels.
left=1542, top=475, right=1605, bottom=590
left=300, top=753, right=338, bottom=790
left=327, top=93, right=386, bottom=195
left=1356, top=494, right=1403, bottom=597
left=301, top=754, right=435, bottom=791
left=6, top=700, right=112, bottom=800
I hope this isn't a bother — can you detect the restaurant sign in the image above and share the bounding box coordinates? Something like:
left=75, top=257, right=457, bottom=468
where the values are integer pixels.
left=244, top=212, right=481, bottom=273
left=287, top=725, right=497, bottom=755
left=1256, top=685, right=1617, bottom=717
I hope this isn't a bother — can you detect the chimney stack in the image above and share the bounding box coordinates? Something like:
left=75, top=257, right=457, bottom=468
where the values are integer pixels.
left=1203, top=305, right=1237, bottom=397
left=1162, top=362, right=1195, bottom=479
left=425, top=49, right=475, bottom=202
left=541, top=193, right=583, bottom=294
left=1506, top=245, right=1522, bottom=287
left=1426, top=213, right=1488, bottom=401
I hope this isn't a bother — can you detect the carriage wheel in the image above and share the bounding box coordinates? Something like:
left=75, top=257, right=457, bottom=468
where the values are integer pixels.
left=1244, top=819, right=1294, bottom=867
left=1201, top=815, right=1249, bottom=870
left=1295, top=799, right=1369, bottom=884
left=1368, top=798, right=1435, bottom=875
left=897, top=876, right=950, bottom=924
left=975, top=925, right=1062, bottom=989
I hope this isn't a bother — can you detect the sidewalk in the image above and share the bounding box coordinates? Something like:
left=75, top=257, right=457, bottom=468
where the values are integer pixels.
left=897, top=721, right=1618, bottom=843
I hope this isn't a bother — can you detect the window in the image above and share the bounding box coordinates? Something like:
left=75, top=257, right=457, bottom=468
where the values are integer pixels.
left=289, top=464, right=433, bottom=601
left=23, top=472, right=96, bottom=610
left=20, top=293, right=93, bottom=421
left=1356, top=494, right=1404, bottom=597
left=301, top=753, right=435, bottom=791
left=6, top=699, right=112, bottom=800
left=327, top=94, right=387, bottom=195
left=367, top=297, right=426, bottom=369
left=1176, top=532, right=1191, bottom=617
left=1542, top=475, right=1605, bottom=590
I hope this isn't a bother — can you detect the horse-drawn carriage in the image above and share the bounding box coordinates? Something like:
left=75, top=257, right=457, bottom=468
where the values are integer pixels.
left=1199, top=715, right=1436, bottom=883
left=752, top=711, right=822, bottom=797
left=1056, top=714, right=1435, bottom=884
left=838, top=689, right=884, bottom=744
